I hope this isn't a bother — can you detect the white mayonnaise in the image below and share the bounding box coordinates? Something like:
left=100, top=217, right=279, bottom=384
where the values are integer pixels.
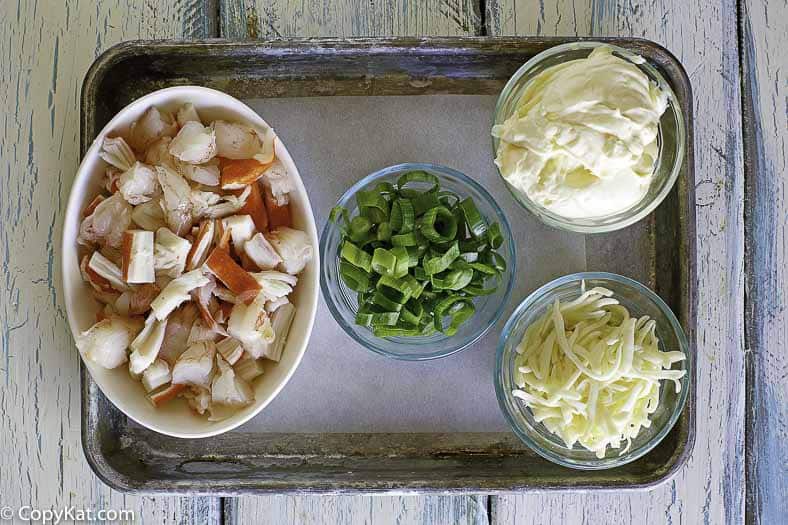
left=492, top=46, right=668, bottom=219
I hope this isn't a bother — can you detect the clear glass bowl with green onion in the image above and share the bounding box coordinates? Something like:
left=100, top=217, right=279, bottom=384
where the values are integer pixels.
left=320, top=163, right=516, bottom=360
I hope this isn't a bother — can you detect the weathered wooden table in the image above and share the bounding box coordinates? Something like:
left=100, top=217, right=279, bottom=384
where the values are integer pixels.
left=0, top=1, right=783, bottom=523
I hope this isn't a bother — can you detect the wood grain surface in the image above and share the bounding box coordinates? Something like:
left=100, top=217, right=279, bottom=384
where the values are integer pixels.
left=0, top=0, right=220, bottom=523
left=742, top=0, right=788, bottom=523
left=1, top=0, right=782, bottom=523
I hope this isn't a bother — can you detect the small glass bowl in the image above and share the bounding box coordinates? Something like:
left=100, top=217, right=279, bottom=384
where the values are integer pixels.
left=320, top=163, right=516, bottom=361
left=492, top=41, right=686, bottom=234
left=495, top=272, right=691, bottom=469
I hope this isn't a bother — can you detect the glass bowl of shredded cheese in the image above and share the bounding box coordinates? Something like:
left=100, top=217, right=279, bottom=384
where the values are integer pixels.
left=495, top=272, right=691, bottom=469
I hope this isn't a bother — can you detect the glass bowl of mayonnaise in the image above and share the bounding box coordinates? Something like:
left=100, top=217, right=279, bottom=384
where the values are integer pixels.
left=492, top=42, right=685, bottom=233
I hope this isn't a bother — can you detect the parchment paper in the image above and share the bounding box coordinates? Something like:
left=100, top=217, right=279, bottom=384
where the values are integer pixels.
left=242, top=95, right=587, bottom=432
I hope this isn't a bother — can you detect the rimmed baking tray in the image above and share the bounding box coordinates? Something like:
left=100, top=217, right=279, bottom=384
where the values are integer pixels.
left=79, top=37, right=695, bottom=494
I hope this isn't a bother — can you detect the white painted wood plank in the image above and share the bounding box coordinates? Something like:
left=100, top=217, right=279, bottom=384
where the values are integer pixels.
left=486, top=0, right=745, bottom=523
left=0, top=0, right=220, bottom=522
left=222, top=2, right=489, bottom=522
left=229, top=495, right=489, bottom=525
left=219, top=0, right=483, bottom=38
left=741, top=0, right=788, bottom=523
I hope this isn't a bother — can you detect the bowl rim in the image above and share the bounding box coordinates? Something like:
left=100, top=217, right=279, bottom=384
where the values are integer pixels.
left=62, top=85, right=320, bottom=438
left=495, top=271, right=692, bottom=469
left=491, top=41, right=686, bottom=234
left=320, top=162, right=516, bottom=361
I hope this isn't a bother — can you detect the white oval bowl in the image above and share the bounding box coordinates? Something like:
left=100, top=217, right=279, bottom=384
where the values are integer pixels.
left=62, top=86, right=320, bottom=438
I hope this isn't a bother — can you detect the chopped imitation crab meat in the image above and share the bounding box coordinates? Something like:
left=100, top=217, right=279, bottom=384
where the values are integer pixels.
left=212, top=355, right=254, bottom=407
left=263, top=185, right=291, bottom=228
left=204, top=247, right=261, bottom=304
left=227, top=292, right=275, bottom=359
left=179, top=160, right=220, bottom=186
left=221, top=215, right=256, bottom=255
left=185, top=219, right=215, bottom=271
left=76, top=101, right=308, bottom=419
left=190, top=187, right=250, bottom=220
left=234, top=352, right=264, bottom=382
left=158, top=303, right=198, bottom=365
left=176, top=103, right=201, bottom=127
left=129, top=314, right=168, bottom=375
left=267, top=227, right=313, bottom=275
left=149, top=269, right=210, bottom=321
left=213, top=120, right=274, bottom=161
left=259, top=160, right=293, bottom=206
left=131, top=197, right=167, bottom=231
left=141, top=358, right=171, bottom=392
left=88, top=251, right=128, bottom=291
left=216, top=337, right=244, bottom=365
left=153, top=227, right=191, bottom=278
left=114, top=283, right=160, bottom=316
left=244, top=233, right=282, bottom=270
left=157, top=166, right=194, bottom=236
left=220, top=158, right=272, bottom=190
left=122, top=230, right=155, bottom=284
left=129, top=106, right=178, bottom=151
left=79, top=193, right=132, bottom=248
left=100, top=136, right=136, bottom=172
left=148, top=383, right=186, bottom=407
left=171, top=341, right=215, bottom=388
left=169, top=121, right=217, bottom=164
left=76, top=316, right=143, bottom=369
left=144, top=136, right=178, bottom=170
left=118, top=162, right=158, bottom=205
left=236, top=183, right=268, bottom=232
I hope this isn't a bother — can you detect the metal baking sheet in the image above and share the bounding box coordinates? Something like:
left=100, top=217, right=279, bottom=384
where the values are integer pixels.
left=79, top=37, right=696, bottom=494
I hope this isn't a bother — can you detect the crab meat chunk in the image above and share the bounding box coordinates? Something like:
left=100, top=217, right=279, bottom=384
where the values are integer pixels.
left=171, top=341, right=215, bottom=388
left=131, top=197, right=167, bottom=231
left=204, top=246, right=261, bottom=304
left=149, top=269, right=210, bottom=321
left=227, top=292, right=275, bottom=359
left=212, top=355, right=254, bottom=407
left=78, top=193, right=132, bottom=248
left=141, top=358, right=171, bottom=393
left=156, top=166, right=194, bottom=236
left=129, top=106, right=178, bottom=151
left=158, top=304, right=198, bottom=365
left=244, top=233, right=282, bottom=271
left=99, top=136, right=136, bottom=172
left=267, top=227, right=313, bottom=275
left=122, top=230, right=155, bottom=284
left=259, top=160, right=293, bottom=206
left=213, top=120, right=274, bottom=162
left=176, top=103, right=202, bottom=127
left=153, top=227, right=191, bottom=278
left=118, top=162, right=158, bottom=205
left=128, top=314, right=168, bottom=375
left=76, top=316, right=144, bottom=369
left=169, top=121, right=217, bottom=164
left=221, top=215, right=257, bottom=255
left=144, top=136, right=178, bottom=170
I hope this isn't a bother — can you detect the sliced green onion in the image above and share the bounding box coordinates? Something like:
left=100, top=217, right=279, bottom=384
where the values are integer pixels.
left=487, top=222, right=503, bottom=249
left=459, top=197, right=488, bottom=239
left=424, top=241, right=460, bottom=275
left=355, top=305, right=399, bottom=327
left=372, top=290, right=404, bottom=311
left=371, top=248, right=397, bottom=277
left=397, top=170, right=439, bottom=193
left=339, top=260, right=371, bottom=292
left=418, top=206, right=457, bottom=243
left=340, top=240, right=372, bottom=272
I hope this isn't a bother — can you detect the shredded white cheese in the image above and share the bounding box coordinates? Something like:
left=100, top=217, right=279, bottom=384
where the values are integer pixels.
left=512, top=283, right=686, bottom=458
